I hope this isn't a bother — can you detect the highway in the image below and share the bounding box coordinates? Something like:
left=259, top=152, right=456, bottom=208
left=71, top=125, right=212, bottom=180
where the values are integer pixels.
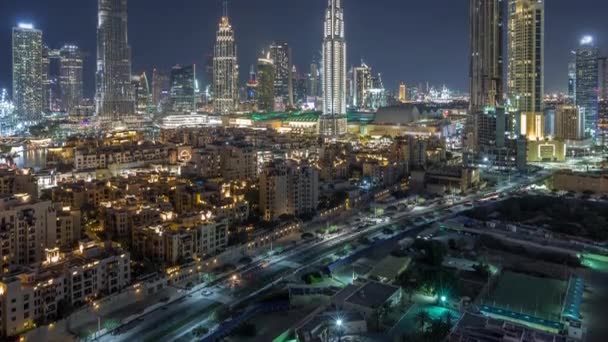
left=98, top=170, right=551, bottom=342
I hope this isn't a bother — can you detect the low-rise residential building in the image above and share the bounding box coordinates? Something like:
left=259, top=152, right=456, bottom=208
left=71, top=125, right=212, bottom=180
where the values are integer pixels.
left=74, top=142, right=170, bottom=171
left=0, top=168, right=38, bottom=199
left=553, top=170, right=608, bottom=194
left=131, top=216, right=229, bottom=265
left=0, top=195, right=57, bottom=273
left=0, top=241, right=130, bottom=337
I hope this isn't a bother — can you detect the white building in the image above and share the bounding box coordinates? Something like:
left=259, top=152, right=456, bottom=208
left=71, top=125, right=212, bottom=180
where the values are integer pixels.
left=319, top=0, right=348, bottom=136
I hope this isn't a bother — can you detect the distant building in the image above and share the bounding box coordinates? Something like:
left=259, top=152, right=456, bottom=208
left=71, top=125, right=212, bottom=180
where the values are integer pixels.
left=555, top=105, right=584, bottom=141
left=152, top=68, right=169, bottom=109
left=568, top=62, right=576, bottom=101
left=575, top=36, right=599, bottom=139
left=213, top=7, right=238, bottom=115
left=352, top=63, right=372, bottom=109
left=269, top=42, right=293, bottom=108
left=12, top=23, right=44, bottom=123
left=256, top=55, right=275, bottom=112
left=170, top=65, right=197, bottom=113
left=399, top=82, right=408, bottom=103
left=59, top=45, right=83, bottom=114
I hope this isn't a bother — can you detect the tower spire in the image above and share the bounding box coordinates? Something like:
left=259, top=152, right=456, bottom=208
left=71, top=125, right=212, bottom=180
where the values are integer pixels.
left=223, top=0, right=228, bottom=18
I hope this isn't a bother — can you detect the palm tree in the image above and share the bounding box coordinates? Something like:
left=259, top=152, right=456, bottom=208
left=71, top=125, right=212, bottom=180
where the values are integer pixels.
left=415, top=309, right=430, bottom=331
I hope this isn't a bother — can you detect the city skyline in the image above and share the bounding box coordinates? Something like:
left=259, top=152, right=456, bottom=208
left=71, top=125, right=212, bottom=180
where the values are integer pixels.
left=1, top=0, right=607, bottom=98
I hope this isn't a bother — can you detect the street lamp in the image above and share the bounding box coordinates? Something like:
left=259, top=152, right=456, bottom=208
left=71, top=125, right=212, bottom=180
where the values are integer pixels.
left=335, top=319, right=343, bottom=342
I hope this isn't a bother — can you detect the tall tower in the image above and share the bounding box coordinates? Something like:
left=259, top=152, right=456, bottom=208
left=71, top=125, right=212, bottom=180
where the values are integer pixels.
left=507, top=0, right=544, bottom=114
left=319, top=0, right=348, bottom=137
left=213, top=1, right=238, bottom=115
left=257, top=54, right=275, bottom=112
left=469, top=0, right=503, bottom=112
left=12, top=23, right=44, bottom=123
left=169, top=65, right=197, bottom=113
left=507, top=0, right=544, bottom=139
left=399, top=83, right=408, bottom=103
left=269, top=42, right=294, bottom=109
left=575, top=36, right=599, bottom=140
left=59, top=45, right=83, bottom=114
left=95, top=0, right=135, bottom=123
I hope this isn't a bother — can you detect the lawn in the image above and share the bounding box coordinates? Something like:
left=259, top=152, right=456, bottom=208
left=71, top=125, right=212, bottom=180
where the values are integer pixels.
left=484, top=271, right=566, bottom=321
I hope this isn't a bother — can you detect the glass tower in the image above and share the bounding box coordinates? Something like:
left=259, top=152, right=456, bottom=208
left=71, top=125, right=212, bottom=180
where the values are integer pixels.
left=576, top=36, right=599, bottom=140
left=12, top=23, right=44, bottom=123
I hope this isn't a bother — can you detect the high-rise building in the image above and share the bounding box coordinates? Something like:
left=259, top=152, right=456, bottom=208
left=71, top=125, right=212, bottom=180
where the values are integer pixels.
left=507, top=0, right=544, bottom=138
left=269, top=42, right=294, bottom=108
left=152, top=68, right=169, bottom=108
left=133, top=72, right=151, bottom=114
left=469, top=0, right=503, bottom=112
left=319, top=0, right=348, bottom=137
left=352, top=63, right=372, bottom=109
left=213, top=5, right=238, bottom=115
left=42, top=46, right=51, bottom=114
left=599, top=57, right=608, bottom=102
left=307, top=60, right=321, bottom=98
left=95, top=0, right=135, bottom=122
left=246, top=65, right=258, bottom=102
left=58, top=45, right=83, bottom=113
left=568, top=62, right=577, bottom=101
left=399, top=82, right=408, bottom=103
left=555, top=105, right=584, bottom=141
left=576, top=36, right=599, bottom=139
left=507, top=0, right=544, bottom=114
left=12, top=23, right=44, bottom=123
left=257, top=55, right=275, bottom=112
left=169, top=65, right=196, bottom=113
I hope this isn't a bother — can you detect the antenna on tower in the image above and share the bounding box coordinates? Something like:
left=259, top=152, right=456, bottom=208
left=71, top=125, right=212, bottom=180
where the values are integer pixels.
left=223, top=0, right=228, bottom=18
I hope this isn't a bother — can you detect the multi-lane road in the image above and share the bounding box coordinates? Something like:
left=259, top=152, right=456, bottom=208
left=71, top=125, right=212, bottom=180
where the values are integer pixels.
left=99, top=170, right=552, bottom=342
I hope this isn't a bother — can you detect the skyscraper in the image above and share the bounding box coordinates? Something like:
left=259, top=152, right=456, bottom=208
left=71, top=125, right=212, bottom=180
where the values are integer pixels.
left=352, top=63, right=372, bottom=109
left=568, top=62, right=577, bottom=102
left=555, top=105, right=584, bottom=141
left=152, top=68, right=169, bottom=108
left=59, top=45, right=83, bottom=114
left=12, top=23, right=44, bottom=123
left=575, top=36, right=599, bottom=140
left=133, top=72, right=151, bottom=114
left=399, top=83, right=408, bottom=103
left=319, top=0, right=348, bottom=137
left=95, top=0, right=135, bottom=122
left=307, top=61, right=321, bottom=99
left=213, top=4, right=238, bottom=115
left=507, top=0, right=544, bottom=138
left=599, top=57, right=608, bottom=102
left=269, top=42, right=294, bottom=108
left=169, top=65, right=197, bottom=113
left=469, top=0, right=503, bottom=112
left=257, top=55, right=275, bottom=112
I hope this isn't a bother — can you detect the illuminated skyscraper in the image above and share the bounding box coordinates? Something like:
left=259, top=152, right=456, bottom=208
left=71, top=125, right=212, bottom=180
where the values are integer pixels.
left=152, top=68, right=169, bottom=108
left=257, top=55, right=275, bottom=112
left=399, top=83, right=408, bottom=103
left=352, top=63, right=372, bottom=109
left=95, top=0, right=135, bottom=122
left=568, top=62, right=576, bottom=102
left=469, top=0, right=503, bottom=112
left=170, top=65, right=197, bottom=113
left=12, top=23, right=44, bottom=123
left=269, top=42, right=294, bottom=108
left=213, top=4, right=238, bottom=115
left=133, top=72, right=151, bottom=114
left=319, top=0, right=348, bottom=137
left=576, top=36, right=599, bottom=139
left=507, top=0, right=544, bottom=139
left=59, top=45, right=83, bottom=113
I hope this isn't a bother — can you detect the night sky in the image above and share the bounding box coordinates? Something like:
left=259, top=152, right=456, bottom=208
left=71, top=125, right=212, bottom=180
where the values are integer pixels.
left=1, top=0, right=607, bottom=98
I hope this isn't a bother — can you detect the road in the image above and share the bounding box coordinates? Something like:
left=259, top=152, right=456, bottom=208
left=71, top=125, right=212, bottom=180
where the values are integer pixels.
left=99, top=171, right=551, bottom=342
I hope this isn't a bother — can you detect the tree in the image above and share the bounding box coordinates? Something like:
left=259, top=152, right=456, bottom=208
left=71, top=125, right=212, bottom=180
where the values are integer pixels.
left=415, top=310, right=430, bottom=331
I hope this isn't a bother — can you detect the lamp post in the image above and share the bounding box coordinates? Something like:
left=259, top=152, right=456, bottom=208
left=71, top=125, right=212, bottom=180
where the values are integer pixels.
left=335, top=319, right=343, bottom=342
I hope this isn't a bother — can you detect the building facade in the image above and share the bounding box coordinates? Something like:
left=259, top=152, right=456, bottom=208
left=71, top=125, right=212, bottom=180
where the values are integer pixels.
left=575, top=36, right=599, bottom=140
left=213, top=11, right=238, bottom=115
left=12, top=24, right=44, bottom=123
left=58, top=45, right=83, bottom=114
left=257, top=56, right=276, bottom=112
left=170, top=65, right=197, bottom=113
left=319, top=0, right=348, bottom=136
left=95, top=0, right=135, bottom=122
left=269, top=42, right=294, bottom=108
left=469, top=0, right=503, bottom=113
left=507, top=0, right=544, bottom=139
left=555, top=105, right=584, bottom=141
